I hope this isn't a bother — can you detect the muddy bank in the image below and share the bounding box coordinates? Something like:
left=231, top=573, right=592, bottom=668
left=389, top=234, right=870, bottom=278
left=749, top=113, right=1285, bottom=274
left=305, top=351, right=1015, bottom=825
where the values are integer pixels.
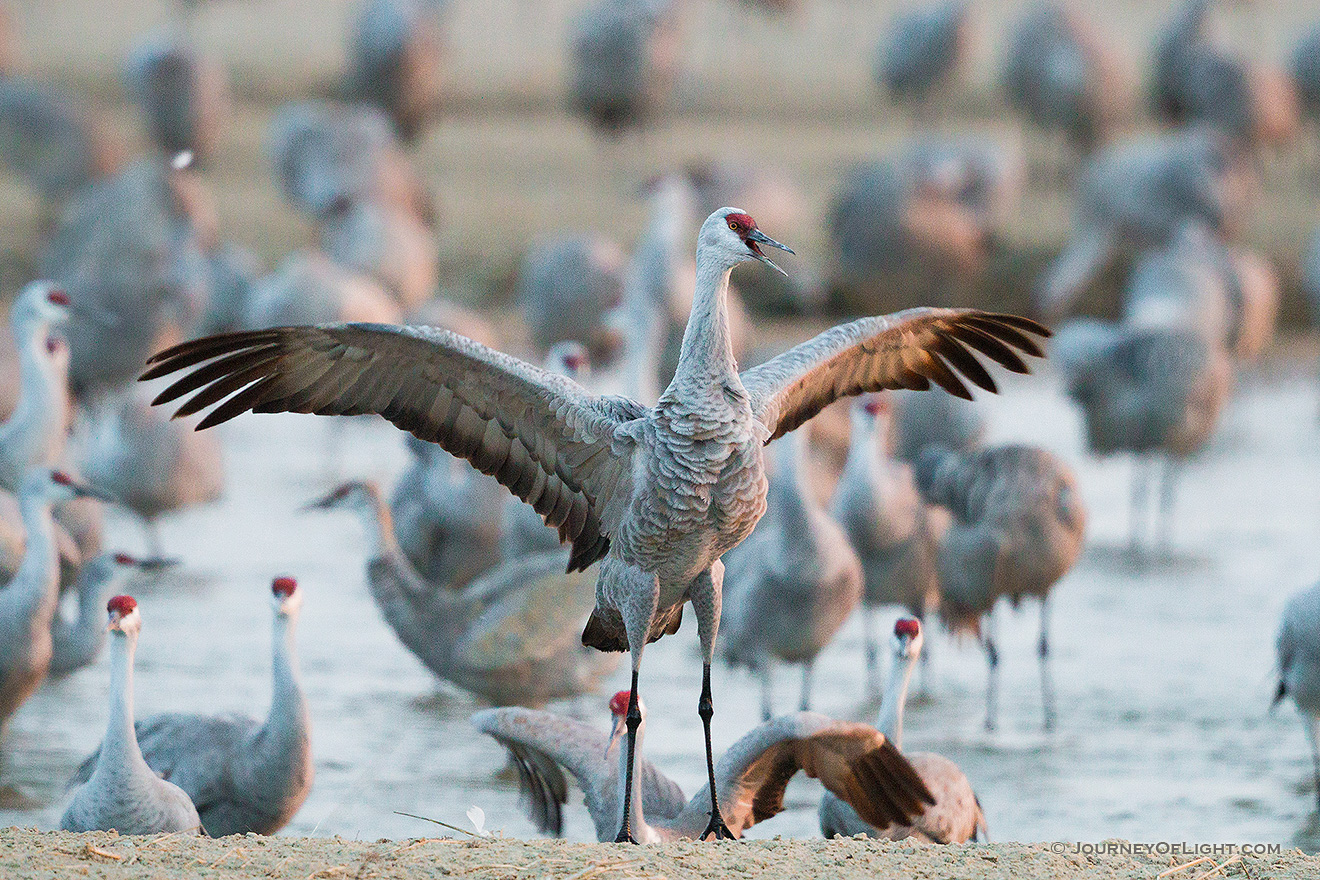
left=1, top=829, right=1313, bottom=880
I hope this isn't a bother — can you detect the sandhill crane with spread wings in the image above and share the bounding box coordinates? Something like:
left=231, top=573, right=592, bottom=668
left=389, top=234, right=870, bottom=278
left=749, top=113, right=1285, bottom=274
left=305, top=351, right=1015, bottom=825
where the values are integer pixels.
left=141, top=206, right=1047, bottom=843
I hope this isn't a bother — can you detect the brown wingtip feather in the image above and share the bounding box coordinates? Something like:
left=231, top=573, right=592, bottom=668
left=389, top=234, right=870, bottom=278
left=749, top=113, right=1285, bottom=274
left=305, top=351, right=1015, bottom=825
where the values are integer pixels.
left=844, top=739, right=936, bottom=829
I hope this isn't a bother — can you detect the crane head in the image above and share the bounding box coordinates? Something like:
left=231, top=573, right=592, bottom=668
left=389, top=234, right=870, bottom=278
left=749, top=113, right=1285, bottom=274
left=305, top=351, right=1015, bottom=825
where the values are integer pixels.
left=271, top=575, right=303, bottom=616
left=106, top=594, right=141, bottom=632
left=605, top=689, right=644, bottom=758
left=701, top=208, right=794, bottom=277
left=892, top=617, right=924, bottom=659
left=40, top=469, right=114, bottom=503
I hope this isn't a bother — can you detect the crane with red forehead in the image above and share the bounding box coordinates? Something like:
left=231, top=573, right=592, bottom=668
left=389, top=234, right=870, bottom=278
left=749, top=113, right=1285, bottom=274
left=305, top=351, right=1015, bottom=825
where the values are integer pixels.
left=61, top=595, right=202, bottom=835
left=141, top=205, right=1047, bottom=843
left=820, top=618, right=986, bottom=844
left=473, top=686, right=934, bottom=842
left=68, top=577, right=313, bottom=836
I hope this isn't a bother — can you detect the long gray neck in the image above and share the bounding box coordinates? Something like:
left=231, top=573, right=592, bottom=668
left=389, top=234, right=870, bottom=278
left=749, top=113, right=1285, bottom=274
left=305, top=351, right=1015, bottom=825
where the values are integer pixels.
left=74, top=562, right=118, bottom=636
left=875, top=649, right=917, bottom=748
left=614, top=715, right=650, bottom=839
left=259, top=611, right=308, bottom=747
left=7, top=320, right=65, bottom=458
left=356, top=493, right=435, bottom=601
left=13, top=491, right=59, bottom=616
left=669, top=255, right=737, bottom=389
left=101, top=630, right=144, bottom=767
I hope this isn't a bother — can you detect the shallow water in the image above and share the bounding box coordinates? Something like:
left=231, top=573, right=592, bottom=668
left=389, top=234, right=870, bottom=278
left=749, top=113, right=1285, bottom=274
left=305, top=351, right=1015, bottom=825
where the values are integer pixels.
left=3, top=359, right=1320, bottom=849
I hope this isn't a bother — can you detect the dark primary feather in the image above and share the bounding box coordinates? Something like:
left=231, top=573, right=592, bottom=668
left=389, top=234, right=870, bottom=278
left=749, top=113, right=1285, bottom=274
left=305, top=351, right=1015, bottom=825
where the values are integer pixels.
left=741, top=308, right=1049, bottom=442
left=141, top=324, right=643, bottom=573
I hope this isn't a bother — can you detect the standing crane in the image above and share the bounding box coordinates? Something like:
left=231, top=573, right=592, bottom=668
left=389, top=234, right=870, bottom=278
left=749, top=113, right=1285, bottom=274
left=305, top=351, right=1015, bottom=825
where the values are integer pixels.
left=141, top=207, right=1047, bottom=843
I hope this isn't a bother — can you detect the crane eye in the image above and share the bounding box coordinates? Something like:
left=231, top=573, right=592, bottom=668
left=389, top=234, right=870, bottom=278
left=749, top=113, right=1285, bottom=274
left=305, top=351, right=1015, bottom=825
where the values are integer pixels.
left=728, top=220, right=739, bottom=231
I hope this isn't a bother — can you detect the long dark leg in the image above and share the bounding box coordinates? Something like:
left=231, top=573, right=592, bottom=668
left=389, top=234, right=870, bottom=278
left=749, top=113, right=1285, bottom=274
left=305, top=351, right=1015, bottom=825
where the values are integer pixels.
left=1306, top=716, right=1320, bottom=814
left=1039, top=596, right=1056, bottom=731
left=690, top=563, right=734, bottom=841
left=1155, top=458, right=1182, bottom=551
left=611, top=565, right=658, bottom=844
left=914, top=609, right=932, bottom=697
left=758, top=661, right=773, bottom=723
left=144, top=517, right=163, bottom=559
left=799, top=660, right=814, bottom=713
left=983, top=604, right=1000, bottom=732
left=863, top=605, right=881, bottom=700
left=1129, top=457, right=1148, bottom=556
left=614, top=668, right=642, bottom=843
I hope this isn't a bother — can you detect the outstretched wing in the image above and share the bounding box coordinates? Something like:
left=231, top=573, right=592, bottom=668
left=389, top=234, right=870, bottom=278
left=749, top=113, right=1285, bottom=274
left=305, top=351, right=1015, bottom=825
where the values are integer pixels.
left=142, top=324, right=646, bottom=571
left=693, top=713, right=936, bottom=836
left=739, top=309, right=1049, bottom=442
left=470, top=708, right=684, bottom=839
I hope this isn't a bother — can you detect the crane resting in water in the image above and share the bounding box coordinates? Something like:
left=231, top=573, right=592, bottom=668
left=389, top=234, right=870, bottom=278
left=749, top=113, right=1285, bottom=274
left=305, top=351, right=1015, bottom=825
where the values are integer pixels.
left=139, top=207, right=1048, bottom=843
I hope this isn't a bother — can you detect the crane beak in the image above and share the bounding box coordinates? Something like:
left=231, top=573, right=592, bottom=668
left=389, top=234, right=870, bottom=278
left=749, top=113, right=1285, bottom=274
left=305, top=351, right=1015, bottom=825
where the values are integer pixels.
left=746, top=228, right=793, bottom=277
left=605, top=714, right=626, bottom=759
left=135, top=557, right=181, bottom=572
left=70, top=481, right=115, bottom=502
left=72, top=302, right=120, bottom=328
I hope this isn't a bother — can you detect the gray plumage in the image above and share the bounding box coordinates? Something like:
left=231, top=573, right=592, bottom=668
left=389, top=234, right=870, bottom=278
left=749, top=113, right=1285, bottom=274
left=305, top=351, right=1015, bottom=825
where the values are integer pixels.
left=1000, top=2, right=1132, bottom=153
left=142, top=207, right=1048, bottom=843
left=267, top=101, right=430, bottom=222
left=194, top=241, right=263, bottom=336
left=1292, top=24, right=1320, bottom=123
left=915, top=445, right=1086, bottom=730
left=1124, top=222, right=1276, bottom=361
left=0, top=78, right=109, bottom=204
left=242, top=251, right=400, bottom=331
left=1053, top=318, right=1229, bottom=549
left=0, top=282, right=72, bottom=494
left=1149, top=0, right=1298, bottom=147
left=61, top=598, right=202, bottom=835
left=828, top=139, right=1018, bottom=304
left=312, top=481, right=617, bottom=707
left=517, top=234, right=627, bottom=358
left=124, top=34, right=229, bottom=163
left=875, top=2, right=969, bottom=111
left=318, top=197, right=436, bottom=311
left=830, top=395, right=940, bottom=695
left=1303, top=227, right=1320, bottom=330
left=69, top=579, right=313, bottom=836
left=888, top=388, right=985, bottom=464
left=77, top=384, right=224, bottom=554
left=40, top=157, right=211, bottom=397
left=49, top=554, right=163, bottom=678
left=567, top=0, right=678, bottom=135
left=820, top=618, right=986, bottom=843
left=474, top=693, right=935, bottom=842
left=1035, top=128, right=1248, bottom=319
left=502, top=344, right=594, bottom=559
left=721, top=430, right=863, bottom=719
left=344, top=0, right=446, bottom=143
left=1275, top=581, right=1320, bottom=812
left=390, top=442, right=505, bottom=589
left=0, top=469, right=106, bottom=730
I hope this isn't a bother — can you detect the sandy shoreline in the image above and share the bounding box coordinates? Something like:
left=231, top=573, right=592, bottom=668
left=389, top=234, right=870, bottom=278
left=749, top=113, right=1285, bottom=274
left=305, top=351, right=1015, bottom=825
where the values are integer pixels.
left=0, top=829, right=1314, bottom=880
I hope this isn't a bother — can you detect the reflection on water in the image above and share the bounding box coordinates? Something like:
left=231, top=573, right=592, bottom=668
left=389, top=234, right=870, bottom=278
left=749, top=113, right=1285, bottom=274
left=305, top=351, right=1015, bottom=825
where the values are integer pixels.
left=1, top=364, right=1319, bottom=848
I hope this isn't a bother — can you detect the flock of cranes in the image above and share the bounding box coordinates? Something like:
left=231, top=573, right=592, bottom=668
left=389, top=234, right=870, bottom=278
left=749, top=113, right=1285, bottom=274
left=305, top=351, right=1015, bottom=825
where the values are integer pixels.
left=0, top=0, right=1313, bottom=851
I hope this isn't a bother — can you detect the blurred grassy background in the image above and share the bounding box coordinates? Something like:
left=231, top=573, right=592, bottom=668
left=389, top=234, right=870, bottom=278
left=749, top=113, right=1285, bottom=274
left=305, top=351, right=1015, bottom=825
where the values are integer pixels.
left=2, top=0, right=1318, bottom=325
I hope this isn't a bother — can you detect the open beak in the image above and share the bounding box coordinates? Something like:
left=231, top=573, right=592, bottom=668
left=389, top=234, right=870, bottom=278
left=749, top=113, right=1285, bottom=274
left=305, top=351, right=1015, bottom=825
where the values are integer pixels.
left=746, top=228, right=794, bottom=277
left=605, top=714, right=626, bottom=759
